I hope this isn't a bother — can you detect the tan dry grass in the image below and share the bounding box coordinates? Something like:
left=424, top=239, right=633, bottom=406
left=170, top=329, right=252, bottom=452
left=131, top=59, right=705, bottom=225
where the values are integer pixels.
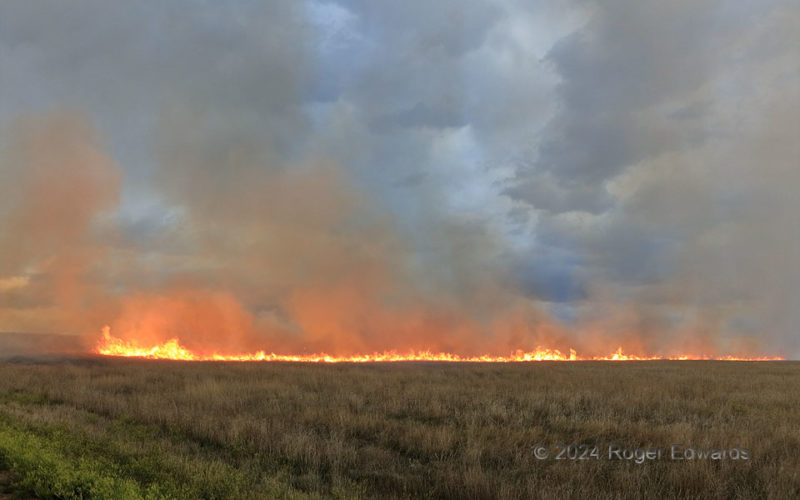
left=0, top=359, right=798, bottom=498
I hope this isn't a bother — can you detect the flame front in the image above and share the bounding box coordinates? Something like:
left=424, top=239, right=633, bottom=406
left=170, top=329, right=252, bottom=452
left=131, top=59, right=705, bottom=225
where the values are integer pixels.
left=95, top=327, right=784, bottom=362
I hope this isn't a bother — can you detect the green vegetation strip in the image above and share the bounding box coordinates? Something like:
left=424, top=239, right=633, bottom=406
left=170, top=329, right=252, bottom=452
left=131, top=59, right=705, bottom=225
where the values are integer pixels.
left=0, top=420, right=146, bottom=499
left=0, top=405, right=317, bottom=500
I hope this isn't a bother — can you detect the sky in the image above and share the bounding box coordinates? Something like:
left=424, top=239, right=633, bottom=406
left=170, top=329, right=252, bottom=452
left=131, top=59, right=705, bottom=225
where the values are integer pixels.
left=0, top=0, right=798, bottom=357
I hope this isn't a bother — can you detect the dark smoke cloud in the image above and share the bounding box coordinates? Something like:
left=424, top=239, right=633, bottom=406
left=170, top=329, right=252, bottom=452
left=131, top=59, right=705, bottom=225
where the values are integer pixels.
left=508, top=0, right=800, bottom=355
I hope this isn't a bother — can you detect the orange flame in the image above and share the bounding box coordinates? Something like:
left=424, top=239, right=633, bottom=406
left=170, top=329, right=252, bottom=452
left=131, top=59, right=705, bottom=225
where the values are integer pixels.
left=94, top=327, right=785, bottom=362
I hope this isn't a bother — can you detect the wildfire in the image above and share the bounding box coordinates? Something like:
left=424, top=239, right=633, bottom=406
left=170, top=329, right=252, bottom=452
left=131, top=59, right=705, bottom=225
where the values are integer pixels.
left=94, top=327, right=784, bottom=362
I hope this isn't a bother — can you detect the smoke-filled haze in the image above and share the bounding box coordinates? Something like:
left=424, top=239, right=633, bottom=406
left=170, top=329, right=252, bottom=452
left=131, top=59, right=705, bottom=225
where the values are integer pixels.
left=1, top=0, right=798, bottom=357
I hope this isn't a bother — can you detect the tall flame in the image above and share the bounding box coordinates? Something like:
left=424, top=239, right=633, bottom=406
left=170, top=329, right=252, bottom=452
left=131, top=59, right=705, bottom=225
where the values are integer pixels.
left=94, top=327, right=784, bottom=362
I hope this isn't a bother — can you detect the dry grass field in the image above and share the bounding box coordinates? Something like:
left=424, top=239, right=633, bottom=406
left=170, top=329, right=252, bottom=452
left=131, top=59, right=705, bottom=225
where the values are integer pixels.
left=0, top=359, right=798, bottom=499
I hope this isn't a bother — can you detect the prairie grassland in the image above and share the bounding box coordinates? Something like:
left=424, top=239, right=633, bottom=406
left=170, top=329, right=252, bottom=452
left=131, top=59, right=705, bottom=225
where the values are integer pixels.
left=0, top=359, right=798, bottom=499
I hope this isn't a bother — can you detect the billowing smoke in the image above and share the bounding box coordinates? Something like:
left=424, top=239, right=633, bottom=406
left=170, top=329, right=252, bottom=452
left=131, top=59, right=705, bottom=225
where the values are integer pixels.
left=0, top=1, right=797, bottom=358
left=507, top=0, right=800, bottom=357
left=0, top=113, right=121, bottom=341
left=0, top=113, right=567, bottom=356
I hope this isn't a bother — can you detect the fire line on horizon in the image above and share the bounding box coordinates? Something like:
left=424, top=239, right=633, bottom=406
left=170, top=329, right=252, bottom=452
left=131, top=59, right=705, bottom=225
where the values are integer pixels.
left=94, top=327, right=785, bottom=363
